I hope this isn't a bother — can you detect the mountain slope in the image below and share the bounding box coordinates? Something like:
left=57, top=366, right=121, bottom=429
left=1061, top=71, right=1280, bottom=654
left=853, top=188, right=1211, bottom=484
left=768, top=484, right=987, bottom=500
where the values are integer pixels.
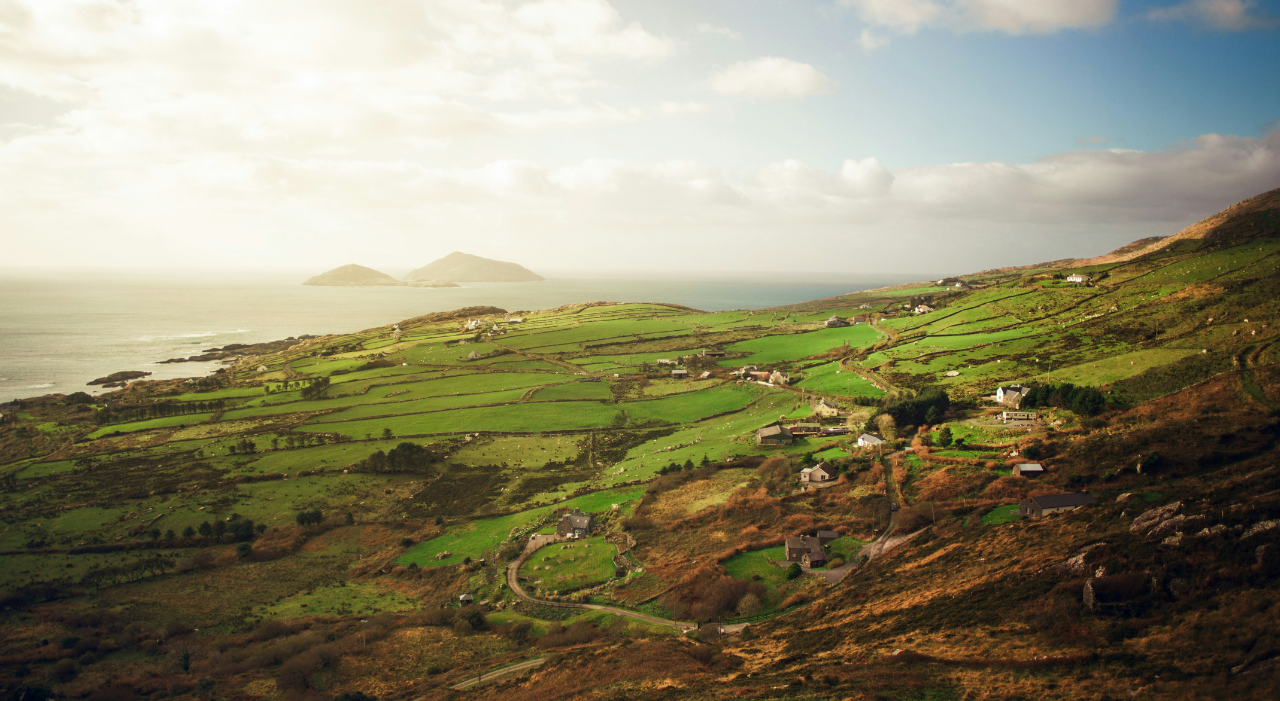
left=303, top=264, right=407, bottom=287
left=405, top=252, right=544, bottom=282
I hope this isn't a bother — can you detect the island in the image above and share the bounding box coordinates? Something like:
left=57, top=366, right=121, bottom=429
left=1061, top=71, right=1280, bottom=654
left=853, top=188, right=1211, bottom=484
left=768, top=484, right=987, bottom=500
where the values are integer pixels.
left=303, top=264, right=459, bottom=288
left=404, top=251, right=544, bottom=283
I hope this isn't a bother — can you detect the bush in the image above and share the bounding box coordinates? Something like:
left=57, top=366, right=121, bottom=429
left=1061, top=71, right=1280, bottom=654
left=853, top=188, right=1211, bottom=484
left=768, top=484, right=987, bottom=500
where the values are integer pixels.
left=827, top=556, right=846, bottom=569
left=785, top=563, right=801, bottom=580
left=536, top=621, right=601, bottom=648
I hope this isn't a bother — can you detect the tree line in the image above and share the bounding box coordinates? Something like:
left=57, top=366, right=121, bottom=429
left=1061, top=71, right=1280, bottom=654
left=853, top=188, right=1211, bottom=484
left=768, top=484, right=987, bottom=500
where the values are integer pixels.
left=94, top=399, right=227, bottom=425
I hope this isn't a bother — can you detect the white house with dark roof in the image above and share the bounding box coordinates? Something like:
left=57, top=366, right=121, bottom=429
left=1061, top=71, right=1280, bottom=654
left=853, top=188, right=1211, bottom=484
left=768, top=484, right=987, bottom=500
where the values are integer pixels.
left=857, top=433, right=884, bottom=448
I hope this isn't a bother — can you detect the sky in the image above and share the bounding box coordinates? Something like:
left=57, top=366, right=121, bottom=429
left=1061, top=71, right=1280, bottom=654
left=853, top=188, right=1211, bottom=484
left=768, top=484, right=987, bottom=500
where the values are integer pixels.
left=1, top=0, right=1279, bottom=276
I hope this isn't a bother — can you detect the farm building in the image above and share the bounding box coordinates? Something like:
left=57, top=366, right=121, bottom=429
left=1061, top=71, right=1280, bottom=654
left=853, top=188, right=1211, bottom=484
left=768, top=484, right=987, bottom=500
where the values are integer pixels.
left=824, top=315, right=851, bottom=328
left=799, top=463, right=836, bottom=484
left=995, top=385, right=1026, bottom=407
left=656, top=359, right=674, bottom=366
left=1018, top=492, right=1096, bottom=518
left=459, top=593, right=474, bottom=606
left=857, top=433, right=884, bottom=448
left=815, top=530, right=840, bottom=545
left=784, top=536, right=827, bottom=567
left=699, top=349, right=726, bottom=358
left=576, top=377, right=601, bottom=382
left=769, top=370, right=790, bottom=385
left=757, top=425, right=794, bottom=446
left=1001, top=411, right=1037, bottom=422
left=820, top=426, right=850, bottom=436
left=257, top=365, right=269, bottom=372
left=555, top=509, right=595, bottom=538
left=788, top=423, right=822, bottom=437
left=1066, top=274, right=1091, bottom=283
left=913, top=305, right=935, bottom=314
left=671, top=368, right=689, bottom=379
left=699, top=370, right=712, bottom=379
left=1013, top=463, right=1045, bottom=477
left=731, top=365, right=758, bottom=377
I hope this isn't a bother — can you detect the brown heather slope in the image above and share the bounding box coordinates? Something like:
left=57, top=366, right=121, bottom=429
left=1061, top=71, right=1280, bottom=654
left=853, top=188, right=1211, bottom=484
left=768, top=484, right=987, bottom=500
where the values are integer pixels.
left=464, top=372, right=1280, bottom=701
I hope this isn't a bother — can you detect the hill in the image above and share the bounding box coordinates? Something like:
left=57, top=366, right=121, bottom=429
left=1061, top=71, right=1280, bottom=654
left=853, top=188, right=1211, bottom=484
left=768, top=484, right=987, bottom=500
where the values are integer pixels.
left=0, top=189, right=1277, bottom=699
left=405, top=252, right=545, bottom=282
left=303, top=264, right=408, bottom=287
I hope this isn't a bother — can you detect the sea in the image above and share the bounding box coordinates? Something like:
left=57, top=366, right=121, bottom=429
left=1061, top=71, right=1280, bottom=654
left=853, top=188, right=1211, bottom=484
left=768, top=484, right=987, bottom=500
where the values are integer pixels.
left=0, top=269, right=925, bottom=400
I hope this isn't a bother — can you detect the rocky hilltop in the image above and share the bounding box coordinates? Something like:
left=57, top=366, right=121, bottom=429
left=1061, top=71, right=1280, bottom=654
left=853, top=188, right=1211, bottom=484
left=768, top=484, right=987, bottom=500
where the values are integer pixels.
left=405, top=252, right=544, bottom=283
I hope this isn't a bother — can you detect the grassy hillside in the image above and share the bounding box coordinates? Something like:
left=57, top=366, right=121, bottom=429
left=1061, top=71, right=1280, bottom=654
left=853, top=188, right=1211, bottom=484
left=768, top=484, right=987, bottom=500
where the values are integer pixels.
left=0, top=189, right=1278, bottom=699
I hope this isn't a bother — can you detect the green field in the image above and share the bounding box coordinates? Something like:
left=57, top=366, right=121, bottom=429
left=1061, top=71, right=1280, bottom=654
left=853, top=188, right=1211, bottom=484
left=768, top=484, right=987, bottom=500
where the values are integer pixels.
left=88, top=413, right=214, bottom=438
left=300, top=400, right=622, bottom=438
left=520, top=534, right=617, bottom=593
left=398, top=486, right=645, bottom=567
left=794, top=362, right=885, bottom=397
left=531, top=381, right=614, bottom=401
left=721, top=325, right=881, bottom=367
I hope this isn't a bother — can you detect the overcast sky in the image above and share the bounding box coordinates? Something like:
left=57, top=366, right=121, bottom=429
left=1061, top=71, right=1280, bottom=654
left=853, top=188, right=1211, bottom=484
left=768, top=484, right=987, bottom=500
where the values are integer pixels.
left=2, top=0, right=1278, bottom=275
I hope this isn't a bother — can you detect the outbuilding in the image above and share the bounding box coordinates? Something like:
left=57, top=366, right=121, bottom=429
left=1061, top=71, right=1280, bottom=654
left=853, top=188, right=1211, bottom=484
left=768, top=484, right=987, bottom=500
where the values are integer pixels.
left=671, top=368, right=689, bottom=379
left=857, top=433, right=885, bottom=448
left=459, top=593, right=474, bottom=606
left=1013, top=463, right=1045, bottom=477
left=757, top=424, right=794, bottom=446
left=1018, top=492, right=1096, bottom=518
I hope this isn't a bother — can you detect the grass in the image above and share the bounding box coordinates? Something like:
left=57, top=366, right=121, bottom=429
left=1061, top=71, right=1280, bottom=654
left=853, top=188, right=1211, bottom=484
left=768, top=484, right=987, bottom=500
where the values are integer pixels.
left=531, top=382, right=614, bottom=401
left=720, top=325, right=882, bottom=367
left=88, top=413, right=214, bottom=438
left=794, top=361, right=886, bottom=397
left=520, top=534, right=616, bottom=593
left=397, top=486, right=645, bottom=567
left=254, top=582, right=419, bottom=619
left=980, top=504, right=1021, bottom=525
left=621, top=385, right=757, bottom=425
left=300, top=401, right=622, bottom=438
left=1030, top=348, right=1201, bottom=386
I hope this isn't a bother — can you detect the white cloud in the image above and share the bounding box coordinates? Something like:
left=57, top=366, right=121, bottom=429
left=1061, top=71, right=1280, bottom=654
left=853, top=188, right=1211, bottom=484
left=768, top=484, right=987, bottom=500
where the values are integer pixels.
left=708, top=57, right=838, bottom=99
left=1147, top=0, right=1278, bottom=31
left=696, top=23, right=742, bottom=39
left=858, top=29, right=891, bottom=50
left=842, top=0, right=1117, bottom=35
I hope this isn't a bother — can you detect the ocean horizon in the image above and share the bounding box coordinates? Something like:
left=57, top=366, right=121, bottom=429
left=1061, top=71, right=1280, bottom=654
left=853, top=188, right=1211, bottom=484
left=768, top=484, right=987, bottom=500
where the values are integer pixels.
left=0, top=269, right=927, bottom=401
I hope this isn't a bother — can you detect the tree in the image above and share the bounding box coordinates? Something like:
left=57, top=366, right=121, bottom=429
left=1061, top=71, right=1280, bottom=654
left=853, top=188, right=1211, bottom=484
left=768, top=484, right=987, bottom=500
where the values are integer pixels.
left=165, top=529, right=175, bottom=540
left=235, top=543, right=252, bottom=558
left=212, top=520, right=226, bottom=539
left=197, top=521, right=212, bottom=537
left=382, top=427, right=393, bottom=440
left=938, top=426, right=953, bottom=448
left=785, top=563, right=802, bottom=580
left=147, top=528, right=161, bottom=540
left=182, top=526, right=196, bottom=538
left=924, top=405, right=941, bottom=426
left=876, top=414, right=898, bottom=441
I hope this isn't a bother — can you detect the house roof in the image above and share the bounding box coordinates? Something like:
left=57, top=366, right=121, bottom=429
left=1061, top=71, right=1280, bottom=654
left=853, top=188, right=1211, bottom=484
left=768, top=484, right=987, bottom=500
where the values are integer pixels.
left=758, top=425, right=792, bottom=438
left=858, top=433, right=884, bottom=444
left=1029, top=492, right=1096, bottom=509
left=1016, top=463, right=1045, bottom=472
left=560, top=510, right=593, bottom=529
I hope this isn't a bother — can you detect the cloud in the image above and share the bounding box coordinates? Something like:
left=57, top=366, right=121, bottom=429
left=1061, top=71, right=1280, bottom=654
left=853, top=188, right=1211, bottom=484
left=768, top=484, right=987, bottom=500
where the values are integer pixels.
left=696, top=23, right=742, bottom=39
left=1147, top=0, right=1278, bottom=31
left=1076, top=136, right=1113, bottom=145
left=841, top=0, right=1117, bottom=35
left=858, top=29, right=891, bottom=50
left=709, top=57, right=838, bottom=99
left=4, top=117, right=1277, bottom=273
left=659, top=102, right=710, bottom=116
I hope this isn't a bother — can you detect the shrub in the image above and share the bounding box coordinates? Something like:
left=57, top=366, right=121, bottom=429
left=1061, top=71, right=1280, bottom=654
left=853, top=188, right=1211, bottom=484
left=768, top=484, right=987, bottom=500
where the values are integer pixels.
left=827, top=556, right=846, bottom=569
left=785, top=563, right=801, bottom=580
left=536, top=621, right=601, bottom=648
left=398, top=538, right=415, bottom=548
left=780, top=593, right=810, bottom=609
left=235, top=543, right=252, bottom=558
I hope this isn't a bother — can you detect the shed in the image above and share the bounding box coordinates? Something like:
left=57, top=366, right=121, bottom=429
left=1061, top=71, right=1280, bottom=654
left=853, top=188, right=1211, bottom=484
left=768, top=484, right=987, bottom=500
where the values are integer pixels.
left=1013, top=463, right=1045, bottom=477
left=1001, top=411, right=1037, bottom=422
left=815, top=530, right=840, bottom=545
left=756, top=424, right=794, bottom=446
left=824, top=315, right=850, bottom=328
left=788, top=423, right=822, bottom=437
left=614, top=566, right=627, bottom=578
left=459, top=593, right=474, bottom=606
left=671, top=368, right=689, bottom=379
left=699, top=349, right=726, bottom=358
left=1019, top=492, right=1095, bottom=518
left=820, top=426, right=850, bottom=436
